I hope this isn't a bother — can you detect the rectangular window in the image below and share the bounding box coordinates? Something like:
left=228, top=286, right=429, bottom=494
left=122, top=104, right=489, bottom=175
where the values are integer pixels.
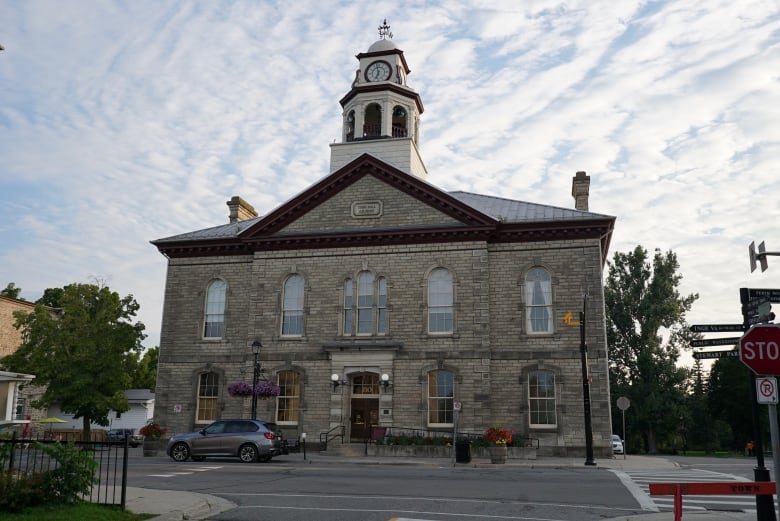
left=276, top=371, right=300, bottom=425
left=14, top=397, right=25, bottom=421
left=529, top=371, right=556, bottom=427
left=196, top=373, right=219, bottom=424
left=427, top=371, right=454, bottom=426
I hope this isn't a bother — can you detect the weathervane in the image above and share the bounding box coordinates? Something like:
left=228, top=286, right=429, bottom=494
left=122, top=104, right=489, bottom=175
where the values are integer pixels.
left=378, top=19, right=393, bottom=40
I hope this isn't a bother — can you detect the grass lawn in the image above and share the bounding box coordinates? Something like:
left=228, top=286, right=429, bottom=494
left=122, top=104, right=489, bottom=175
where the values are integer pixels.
left=4, top=503, right=155, bottom=521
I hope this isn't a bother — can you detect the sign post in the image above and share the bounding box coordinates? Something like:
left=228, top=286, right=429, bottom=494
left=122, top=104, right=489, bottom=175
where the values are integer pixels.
left=616, top=396, right=630, bottom=460
left=740, top=322, right=780, bottom=521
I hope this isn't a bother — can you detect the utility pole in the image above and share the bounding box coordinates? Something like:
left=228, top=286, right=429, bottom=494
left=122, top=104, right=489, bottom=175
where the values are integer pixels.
left=579, top=293, right=595, bottom=466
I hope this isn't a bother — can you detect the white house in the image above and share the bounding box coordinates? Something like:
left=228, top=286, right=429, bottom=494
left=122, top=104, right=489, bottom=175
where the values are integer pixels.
left=47, top=389, right=155, bottom=431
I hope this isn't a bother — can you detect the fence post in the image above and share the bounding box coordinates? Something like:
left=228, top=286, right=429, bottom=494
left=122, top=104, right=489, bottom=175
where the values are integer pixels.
left=121, top=433, right=129, bottom=510
left=674, top=484, right=682, bottom=521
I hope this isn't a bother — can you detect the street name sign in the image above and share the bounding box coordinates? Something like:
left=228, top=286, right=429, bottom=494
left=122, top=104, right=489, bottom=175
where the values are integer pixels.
left=740, top=324, right=780, bottom=375
left=741, top=288, right=780, bottom=304
left=690, top=324, right=744, bottom=333
left=690, top=337, right=742, bottom=348
left=693, top=350, right=739, bottom=360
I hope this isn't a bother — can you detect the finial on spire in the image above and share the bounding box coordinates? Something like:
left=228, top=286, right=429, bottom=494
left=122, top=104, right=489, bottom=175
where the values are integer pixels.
left=378, top=19, right=393, bottom=40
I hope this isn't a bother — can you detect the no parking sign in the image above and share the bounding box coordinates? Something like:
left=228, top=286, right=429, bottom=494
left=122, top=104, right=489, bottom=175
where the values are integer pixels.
left=756, top=376, right=778, bottom=404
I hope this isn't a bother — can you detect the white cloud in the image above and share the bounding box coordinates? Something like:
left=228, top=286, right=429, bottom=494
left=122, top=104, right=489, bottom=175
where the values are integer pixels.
left=1, top=0, right=779, bottom=360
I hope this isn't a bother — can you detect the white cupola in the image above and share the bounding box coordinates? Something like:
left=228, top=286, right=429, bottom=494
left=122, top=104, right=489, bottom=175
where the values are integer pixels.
left=329, top=20, right=426, bottom=178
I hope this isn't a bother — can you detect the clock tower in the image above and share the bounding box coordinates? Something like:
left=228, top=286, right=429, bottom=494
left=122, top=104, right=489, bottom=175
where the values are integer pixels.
left=329, top=21, right=426, bottom=178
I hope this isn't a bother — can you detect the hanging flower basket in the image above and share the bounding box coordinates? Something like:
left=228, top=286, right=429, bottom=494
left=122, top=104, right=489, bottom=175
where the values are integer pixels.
left=228, top=382, right=254, bottom=397
left=254, top=381, right=281, bottom=400
left=227, top=381, right=281, bottom=399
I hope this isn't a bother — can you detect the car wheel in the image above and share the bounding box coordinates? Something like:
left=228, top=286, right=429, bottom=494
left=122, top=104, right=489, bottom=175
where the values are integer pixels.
left=258, top=454, right=271, bottom=463
left=191, top=456, right=206, bottom=462
left=239, top=443, right=258, bottom=463
left=170, top=442, right=191, bottom=462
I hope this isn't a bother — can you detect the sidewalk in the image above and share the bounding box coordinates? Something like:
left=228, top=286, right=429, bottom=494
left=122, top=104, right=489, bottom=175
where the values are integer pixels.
left=123, top=453, right=758, bottom=521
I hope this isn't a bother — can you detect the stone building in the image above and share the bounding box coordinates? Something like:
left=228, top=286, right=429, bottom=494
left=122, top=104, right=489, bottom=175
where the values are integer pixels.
left=0, top=296, right=42, bottom=429
left=152, top=29, right=616, bottom=457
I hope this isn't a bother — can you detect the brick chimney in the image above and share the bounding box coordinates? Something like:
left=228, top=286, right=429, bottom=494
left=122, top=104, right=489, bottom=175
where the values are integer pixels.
left=226, top=196, right=258, bottom=223
left=571, top=171, right=590, bottom=211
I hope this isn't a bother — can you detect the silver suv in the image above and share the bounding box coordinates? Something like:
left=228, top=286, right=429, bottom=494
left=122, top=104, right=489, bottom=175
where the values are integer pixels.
left=107, top=428, right=143, bottom=447
left=166, top=419, right=284, bottom=463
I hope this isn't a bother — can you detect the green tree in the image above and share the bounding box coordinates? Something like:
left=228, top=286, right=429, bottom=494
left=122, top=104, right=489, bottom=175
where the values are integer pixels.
left=606, top=246, right=698, bottom=453
left=1, top=283, right=146, bottom=440
left=127, top=346, right=158, bottom=391
left=1, top=282, right=22, bottom=299
left=36, top=287, right=65, bottom=308
left=708, top=357, right=757, bottom=450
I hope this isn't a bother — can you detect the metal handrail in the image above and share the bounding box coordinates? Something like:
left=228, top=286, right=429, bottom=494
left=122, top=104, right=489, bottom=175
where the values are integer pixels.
left=319, top=424, right=344, bottom=451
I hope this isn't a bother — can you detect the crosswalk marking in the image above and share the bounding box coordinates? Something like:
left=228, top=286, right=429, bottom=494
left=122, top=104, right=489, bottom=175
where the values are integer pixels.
left=614, top=468, right=757, bottom=514
left=146, top=465, right=222, bottom=478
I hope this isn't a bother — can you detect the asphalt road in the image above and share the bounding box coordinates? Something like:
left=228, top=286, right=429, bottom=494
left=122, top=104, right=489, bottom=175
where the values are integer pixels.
left=126, top=451, right=646, bottom=521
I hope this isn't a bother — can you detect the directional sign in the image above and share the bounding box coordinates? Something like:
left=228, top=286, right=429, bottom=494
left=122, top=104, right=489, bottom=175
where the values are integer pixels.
left=693, top=350, right=739, bottom=360
left=741, top=288, right=780, bottom=304
left=742, top=298, right=769, bottom=316
left=756, top=376, right=778, bottom=404
left=690, top=324, right=744, bottom=333
left=690, top=337, right=742, bottom=348
left=740, top=324, right=780, bottom=375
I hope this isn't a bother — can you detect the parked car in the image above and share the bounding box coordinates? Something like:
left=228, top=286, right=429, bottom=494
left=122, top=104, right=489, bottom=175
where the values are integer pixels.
left=612, top=434, right=624, bottom=455
left=107, top=428, right=144, bottom=447
left=166, top=419, right=284, bottom=463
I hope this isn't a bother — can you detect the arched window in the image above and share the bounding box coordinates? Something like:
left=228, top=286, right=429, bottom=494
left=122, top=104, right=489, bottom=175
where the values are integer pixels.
left=357, top=272, right=373, bottom=334
left=204, top=280, right=226, bottom=338
left=276, top=371, right=301, bottom=425
left=528, top=370, right=556, bottom=427
left=428, top=268, right=453, bottom=333
left=282, top=275, right=304, bottom=336
left=392, top=105, right=407, bottom=137
left=343, top=273, right=388, bottom=336
left=345, top=110, right=355, bottom=142
left=343, top=278, right=354, bottom=335
left=526, top=268, right=552, bottom=333
left=363, top=103, right=382, bottom=138
left=377, top=277, right=387, bottom=334
left=428, top=370, right=454, bottom=427
left=196, top=372, right=219, bottom=424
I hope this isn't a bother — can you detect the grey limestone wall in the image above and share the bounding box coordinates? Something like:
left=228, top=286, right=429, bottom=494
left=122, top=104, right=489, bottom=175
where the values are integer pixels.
left=154, top=237, right=612, bottom=455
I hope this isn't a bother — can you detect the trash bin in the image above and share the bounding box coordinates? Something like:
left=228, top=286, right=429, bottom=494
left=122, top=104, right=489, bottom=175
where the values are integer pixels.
left=455, top=440, right=471, bottom=463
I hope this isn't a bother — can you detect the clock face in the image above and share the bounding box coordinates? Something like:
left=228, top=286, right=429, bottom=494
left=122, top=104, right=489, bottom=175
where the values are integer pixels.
left=366, top=61, right=391, bottom=82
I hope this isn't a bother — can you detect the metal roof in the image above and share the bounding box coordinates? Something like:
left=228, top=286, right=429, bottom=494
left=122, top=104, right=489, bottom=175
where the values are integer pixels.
left=155, top=189, right=611, bottom=244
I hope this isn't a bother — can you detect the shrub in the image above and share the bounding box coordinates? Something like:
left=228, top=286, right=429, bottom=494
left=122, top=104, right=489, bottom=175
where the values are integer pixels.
left=37, top=441, right=97, bottom=504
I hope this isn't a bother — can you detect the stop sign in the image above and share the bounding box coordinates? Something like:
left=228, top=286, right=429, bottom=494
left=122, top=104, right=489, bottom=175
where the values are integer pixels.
left=740, top=324, right=780, bottom=375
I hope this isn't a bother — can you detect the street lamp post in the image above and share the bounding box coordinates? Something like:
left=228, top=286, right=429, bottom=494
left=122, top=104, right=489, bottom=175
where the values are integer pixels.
left=250, top=340, right=262, bottom=420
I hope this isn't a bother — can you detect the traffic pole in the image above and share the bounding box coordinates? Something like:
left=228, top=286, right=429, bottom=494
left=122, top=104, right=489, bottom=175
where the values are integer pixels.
left=742, top=288, right=776, bottom=521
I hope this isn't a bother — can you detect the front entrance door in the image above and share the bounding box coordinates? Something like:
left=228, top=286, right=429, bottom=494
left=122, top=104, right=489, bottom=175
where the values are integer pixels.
left=350, top=398, right=378, bottom=441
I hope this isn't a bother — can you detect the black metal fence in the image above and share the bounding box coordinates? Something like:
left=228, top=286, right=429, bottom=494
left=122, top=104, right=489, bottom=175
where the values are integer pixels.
left=0, top=433, right=130, bottom=509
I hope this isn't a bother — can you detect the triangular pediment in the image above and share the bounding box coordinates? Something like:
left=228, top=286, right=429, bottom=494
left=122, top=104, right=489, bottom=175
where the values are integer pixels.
left=239, top=154, right=496, bottom=242
left=152, top=154, right=614, bottom=259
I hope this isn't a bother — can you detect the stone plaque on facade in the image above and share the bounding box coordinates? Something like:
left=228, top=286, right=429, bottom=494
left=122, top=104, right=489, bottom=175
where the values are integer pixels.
left=351, top=200, right=383, bottom=218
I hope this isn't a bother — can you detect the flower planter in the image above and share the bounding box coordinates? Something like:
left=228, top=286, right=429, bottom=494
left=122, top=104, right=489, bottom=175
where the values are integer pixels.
left=489, top=445, right=507, bottom=464
left=142, top=437, right=161, bottom=457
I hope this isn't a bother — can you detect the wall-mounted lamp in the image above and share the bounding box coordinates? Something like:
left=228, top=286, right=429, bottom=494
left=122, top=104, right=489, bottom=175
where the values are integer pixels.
left=380, top=373, right=390, bottom=390
left=331, top=373, right=341, bottom=391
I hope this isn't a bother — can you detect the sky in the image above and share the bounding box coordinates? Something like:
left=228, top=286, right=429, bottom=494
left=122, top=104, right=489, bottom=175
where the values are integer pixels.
left=1, top=1, right=779, bottom=362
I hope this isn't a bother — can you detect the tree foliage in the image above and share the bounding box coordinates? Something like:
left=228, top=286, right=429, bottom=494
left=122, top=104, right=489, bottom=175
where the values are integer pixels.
left=36, top=287, right=65, bottom=308
left=127, top=346, right=158, bottom=391
left=1, top=282, right=23, bottom=299
left=1, top=283, right=145, bottom=440
left=606, top=246, right=698, bottom=453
